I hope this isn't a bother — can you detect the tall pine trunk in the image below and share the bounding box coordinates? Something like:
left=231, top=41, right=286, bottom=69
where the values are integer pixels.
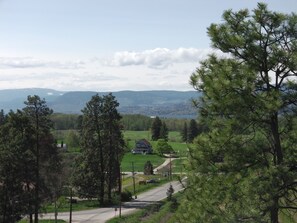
left=107, top=127, right=113, bottom=203
left=270, top=113, right=282, bottom=223
left=34, top=116, right=40, bottom=223
left=270, top=197, right=279, bottom=223
left=99, top=145, right=105, bottom=205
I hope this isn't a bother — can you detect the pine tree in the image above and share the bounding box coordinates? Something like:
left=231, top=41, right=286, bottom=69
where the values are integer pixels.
left=101, top=93, right=125, bottom=203
left=188, top=119, right=199, bottom=143
left=144, top=161, right=154, bottom=175
left=177, top=3, right=297, bottom=222
left=74, top=94, right=124, bottom=204
left=0, top=109, right=5, bottom=126
left=0, top=97, right=60, bottom=222
left=23, top=95, right=61, bottom=223
left=151, top=116, right=162, bottom=141
left=160, top=121, right=169, bottom=141
left=0, top=111, right=33, bottom=222
left=181, top=122, right=188, bottom=142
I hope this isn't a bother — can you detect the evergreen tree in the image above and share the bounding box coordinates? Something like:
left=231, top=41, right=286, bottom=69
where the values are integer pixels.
left=74, top=94, right=105, bottom=203
left=151, top=116, right=162, bottom=141
left=188, top=119, right=199, bottom=143
left=177, top=3, right=297, bottom=223
left=74, top=94, right=124, bottom=204
left=166, top=184, right=174, bottom=201
left=160, top=121, right=169, bottom=141
left=180, top=122, right=188, bottom=142
left=144, top=161, right=154, bottom=175
left=0, top=111, right=34, bottom=222
left=0, top=109, right=5, bottom=126
left=0, top=97, right=60, bottom=222
left=101, top=93, right=125, bottom=203
left=23, top=95, right=61, bottom=223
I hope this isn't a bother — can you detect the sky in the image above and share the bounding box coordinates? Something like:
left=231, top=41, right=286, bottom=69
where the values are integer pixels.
left=0, top=0, right=296, bottom=92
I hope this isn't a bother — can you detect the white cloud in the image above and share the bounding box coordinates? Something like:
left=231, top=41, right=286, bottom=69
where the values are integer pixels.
left=0, top=57, right=85, bottom=69
left=0, top=48, right=216, bottom=91
left=103, top=48, right=219, bottom=69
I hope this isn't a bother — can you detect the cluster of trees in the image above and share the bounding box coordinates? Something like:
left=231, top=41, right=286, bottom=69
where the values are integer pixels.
left=151, top=116, right=169, bottom=141
left=180, top=119, right=203, bottom=143
left=121, top=114, right=152, bottom=131
left=73, top=93, right=125, bottom=205
left=51, top=113, right=81, bottom=130
left=0, top=96, right=61, bottom=222
left=0, top=93, right=125, bottom=221
left=177, top=3, right=297, bottom=223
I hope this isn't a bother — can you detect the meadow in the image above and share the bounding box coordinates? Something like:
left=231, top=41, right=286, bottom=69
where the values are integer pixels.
left=121, top=153, right=165, bottom=172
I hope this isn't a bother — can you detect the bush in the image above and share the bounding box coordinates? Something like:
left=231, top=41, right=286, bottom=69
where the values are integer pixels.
left=144, top=161, right=154, bottom=175
left=121, top=190, right=132, bottom=202
left=156, top=139, right=175, bottom=156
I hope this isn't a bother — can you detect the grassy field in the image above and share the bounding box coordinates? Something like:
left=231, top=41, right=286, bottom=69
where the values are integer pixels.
left=121, top=153, right=165, bottom=172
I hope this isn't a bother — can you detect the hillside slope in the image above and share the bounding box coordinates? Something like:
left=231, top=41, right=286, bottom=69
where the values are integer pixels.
left=0, top=89, right=199, bottom=118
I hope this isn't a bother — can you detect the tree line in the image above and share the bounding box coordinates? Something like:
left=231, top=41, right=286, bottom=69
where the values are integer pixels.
left=51, top=113, right=192, bottom=132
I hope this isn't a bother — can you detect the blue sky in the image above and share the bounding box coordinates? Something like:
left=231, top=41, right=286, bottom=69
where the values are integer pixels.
left=0, top=0, right=296, bottom=91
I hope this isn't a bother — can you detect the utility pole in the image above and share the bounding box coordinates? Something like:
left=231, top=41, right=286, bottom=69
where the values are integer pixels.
left=119, top=167, right=122, bottom=218
left=132, top=162, right=137, bottom=199
left=69, top=187, right=73, bottom=223
left=169, top=153, right=172, bottom=181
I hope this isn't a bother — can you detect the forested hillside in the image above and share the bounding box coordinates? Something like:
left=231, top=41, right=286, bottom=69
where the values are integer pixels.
left=0, top=89, right=199, bottom=118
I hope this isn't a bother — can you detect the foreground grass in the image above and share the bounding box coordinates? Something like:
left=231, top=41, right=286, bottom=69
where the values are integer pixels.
left=107, top=201, right=176, bottom=223
left=44, top=199, right=100, bottom=213
left=107, top=194, right=181, bottom=223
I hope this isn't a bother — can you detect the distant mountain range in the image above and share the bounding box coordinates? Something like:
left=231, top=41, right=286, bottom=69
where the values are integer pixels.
left=0, top=88, right=200, bottom=118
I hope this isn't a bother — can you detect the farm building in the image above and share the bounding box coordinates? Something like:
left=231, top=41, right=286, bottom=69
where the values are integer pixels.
left=131, top=139, right=153, bottom=154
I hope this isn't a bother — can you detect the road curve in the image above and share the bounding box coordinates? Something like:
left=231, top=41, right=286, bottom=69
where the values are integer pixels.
left=41, top=180, right=183, bottom=223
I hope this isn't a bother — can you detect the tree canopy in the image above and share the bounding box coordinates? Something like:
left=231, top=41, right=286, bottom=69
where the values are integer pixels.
left=155, top=139, right=174, bottom=156
left=177, top=3, right=297, bottom=223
